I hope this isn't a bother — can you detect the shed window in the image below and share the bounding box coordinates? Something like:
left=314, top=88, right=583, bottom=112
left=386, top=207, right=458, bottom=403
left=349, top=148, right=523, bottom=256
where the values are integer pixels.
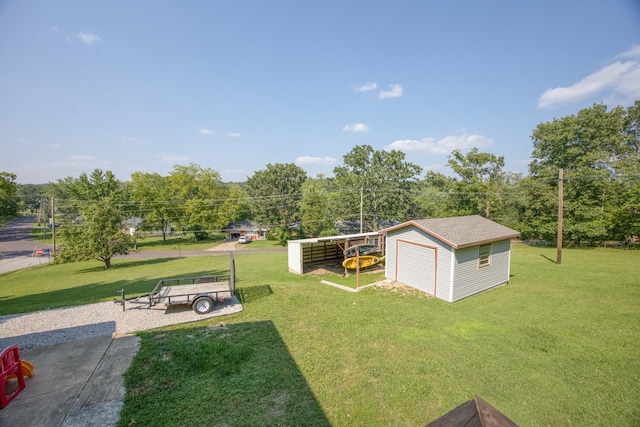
left=478, top=244, right=491, bottom=268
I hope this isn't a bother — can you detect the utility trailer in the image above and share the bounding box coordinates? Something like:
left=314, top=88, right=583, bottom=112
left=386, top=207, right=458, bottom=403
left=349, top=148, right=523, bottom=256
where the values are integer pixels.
left=115, top=253, right=236, bottom=314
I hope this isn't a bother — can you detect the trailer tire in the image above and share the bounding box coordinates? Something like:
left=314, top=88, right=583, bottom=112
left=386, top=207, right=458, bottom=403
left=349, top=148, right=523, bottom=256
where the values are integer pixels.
left=193, top=296, right=215, bottom=314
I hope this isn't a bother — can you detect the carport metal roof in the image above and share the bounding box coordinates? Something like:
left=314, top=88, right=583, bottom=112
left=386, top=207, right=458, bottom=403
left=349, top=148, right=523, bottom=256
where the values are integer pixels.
left=288, top=232, right=380, bottom=244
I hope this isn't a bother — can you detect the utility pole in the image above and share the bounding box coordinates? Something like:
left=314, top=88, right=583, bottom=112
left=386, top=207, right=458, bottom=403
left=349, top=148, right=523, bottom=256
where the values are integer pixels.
left=359, top=186, right=364, bottom=234
left=51, top=198, right=56, bottom=256
left=557, top=168, right=563, bottom=265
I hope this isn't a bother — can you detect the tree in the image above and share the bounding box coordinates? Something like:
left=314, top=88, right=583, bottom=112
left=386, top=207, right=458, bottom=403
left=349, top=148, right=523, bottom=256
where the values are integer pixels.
left=16, top=183, right=46, bottom=215
left=333, top=145, right=422, bottom=231
left=446, top=148, right=506, bottom=219
left=130, top=172, right=174, bottom=242
left=527, top=103, right=636, bottom=245
left=217, top=183, right=250, bottom=225
left=246, top=163, right=307, bottom=234
left=167, top=163, right=228, bottom=240
left=416, top=171, right=455, bottom=218
left=52, top=169, right=132, bottom=268
left=300, top=175, right=337, bottom=237
left=0, top=172, right=19, bottom=216
left=57, top=198, right=132, bottom=268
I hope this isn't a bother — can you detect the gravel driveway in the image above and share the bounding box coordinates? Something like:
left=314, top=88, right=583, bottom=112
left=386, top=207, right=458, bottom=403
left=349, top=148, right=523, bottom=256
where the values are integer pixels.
left=0, top=297, right=243, bottom=350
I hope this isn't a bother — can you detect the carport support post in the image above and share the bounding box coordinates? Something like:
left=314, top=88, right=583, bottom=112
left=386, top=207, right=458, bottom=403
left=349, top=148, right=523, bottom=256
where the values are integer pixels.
left=356, top=247, right=360, bottom=289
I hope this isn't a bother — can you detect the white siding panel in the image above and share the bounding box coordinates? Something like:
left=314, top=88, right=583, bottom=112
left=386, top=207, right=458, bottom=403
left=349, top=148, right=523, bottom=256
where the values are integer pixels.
left=452, top=239, right=511, bottom=301
left=287, top=242, right=302, bottom=274
left=396, top=241, right=436, bottom=295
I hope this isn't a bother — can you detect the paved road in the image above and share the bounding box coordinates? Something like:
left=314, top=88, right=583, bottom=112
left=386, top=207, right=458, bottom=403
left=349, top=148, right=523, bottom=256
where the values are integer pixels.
left=0, top=217, right=285, bottom=274
left=0, top=216, right=53, bottom=273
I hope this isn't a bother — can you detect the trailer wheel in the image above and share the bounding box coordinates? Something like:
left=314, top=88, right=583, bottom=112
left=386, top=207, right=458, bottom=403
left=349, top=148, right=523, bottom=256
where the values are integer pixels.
left=193, top=296, right=215, bottom=314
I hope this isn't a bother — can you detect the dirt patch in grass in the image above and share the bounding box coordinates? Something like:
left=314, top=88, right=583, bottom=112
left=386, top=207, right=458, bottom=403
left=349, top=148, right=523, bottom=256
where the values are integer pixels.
left=304, top=260, right=385, bottom=276
left=374, top=281, right=431, bottom=297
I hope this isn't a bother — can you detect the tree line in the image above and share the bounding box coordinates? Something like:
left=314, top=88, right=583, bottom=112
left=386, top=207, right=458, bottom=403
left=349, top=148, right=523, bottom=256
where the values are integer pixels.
left=4, top=101, right=639, bottom=267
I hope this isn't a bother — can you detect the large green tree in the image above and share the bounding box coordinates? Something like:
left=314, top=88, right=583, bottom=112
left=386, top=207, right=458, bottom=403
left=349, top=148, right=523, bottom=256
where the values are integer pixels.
left=54, top=169, right=132, bottom=268
left=446, top=148, right=507, bottom=219
left=130, top=172, right=174, bottom=242
left=0, top=172, right=19, bottom=216
left=333, top=145, right=422, bottom=231
left=300, top=175, right=337, bottom=237
left=57, top=198, right=132, bottom=268
left=246, top=163, right=307, bottom=235
left=527, top=102, right=640, bottom=244
left=167, top=163, right=228, bottom=240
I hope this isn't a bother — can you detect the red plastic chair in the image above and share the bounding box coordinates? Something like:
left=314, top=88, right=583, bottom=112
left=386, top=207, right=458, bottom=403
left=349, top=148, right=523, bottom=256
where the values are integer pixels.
left=1, top=345, right=26, bottom=409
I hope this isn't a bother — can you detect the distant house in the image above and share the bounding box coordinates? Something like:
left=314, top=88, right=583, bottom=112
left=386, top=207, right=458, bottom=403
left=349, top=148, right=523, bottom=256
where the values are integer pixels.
left=122, top=217, right=143, bottom=236
left=379, top=216, right=520, bottom=302
left=222, top=221, right=268, bottom=241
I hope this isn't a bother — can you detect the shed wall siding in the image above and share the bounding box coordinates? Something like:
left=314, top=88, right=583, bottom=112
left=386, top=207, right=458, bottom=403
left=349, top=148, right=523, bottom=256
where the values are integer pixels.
left=452, top=239, right=511, bottom=301
left=287, top=242, right=302, bottom=274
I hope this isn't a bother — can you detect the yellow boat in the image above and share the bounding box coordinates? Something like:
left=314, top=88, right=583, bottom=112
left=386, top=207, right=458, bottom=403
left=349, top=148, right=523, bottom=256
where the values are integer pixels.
left=342, top=255, right=385, bottom=270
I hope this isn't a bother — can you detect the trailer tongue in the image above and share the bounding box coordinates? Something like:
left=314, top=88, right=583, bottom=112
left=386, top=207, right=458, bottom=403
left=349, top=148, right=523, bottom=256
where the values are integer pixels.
left=115, top=253, right=236, bottom=314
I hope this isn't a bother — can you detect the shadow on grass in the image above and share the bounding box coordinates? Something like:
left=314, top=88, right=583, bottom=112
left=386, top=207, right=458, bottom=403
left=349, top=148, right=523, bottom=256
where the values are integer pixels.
left=74, top=257, right=185, bottom=273
left=237, top=284, right=273, bottom=303
left=120, top=320, right=330, bottom=426
left=540, top=254, right=558, bottom=263
left=0, top=266, right=221, bottom=316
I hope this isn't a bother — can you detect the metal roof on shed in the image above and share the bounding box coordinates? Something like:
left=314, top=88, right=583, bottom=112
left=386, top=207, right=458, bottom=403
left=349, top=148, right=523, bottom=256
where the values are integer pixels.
left=380, top=215, right=520, bottom=249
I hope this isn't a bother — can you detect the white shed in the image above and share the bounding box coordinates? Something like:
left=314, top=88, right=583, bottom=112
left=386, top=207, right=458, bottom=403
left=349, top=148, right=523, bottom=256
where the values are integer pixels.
left=380, top=216, right=520, bottom=302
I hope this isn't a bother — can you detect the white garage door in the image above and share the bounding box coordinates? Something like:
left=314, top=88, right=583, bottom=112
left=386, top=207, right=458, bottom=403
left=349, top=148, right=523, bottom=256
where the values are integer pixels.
left=396, top=241, right=437, bottom=295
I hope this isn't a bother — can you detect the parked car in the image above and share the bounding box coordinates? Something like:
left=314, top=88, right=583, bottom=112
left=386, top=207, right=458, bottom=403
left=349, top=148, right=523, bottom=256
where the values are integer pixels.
left=238, top=236, right=252, bottom=244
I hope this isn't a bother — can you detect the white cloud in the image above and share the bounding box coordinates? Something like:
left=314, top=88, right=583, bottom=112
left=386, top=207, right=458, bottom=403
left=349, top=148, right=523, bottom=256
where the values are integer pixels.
left=378, top=84, right=403, bottom=99
left=539, top=45, right=640, bottom=108
left=77, top=33, right=102, bottom=45
left=199, top=129, right=214, bottom=136
left=343, top=123, right=369, bottom=133
left=224, top=132, right=241, bottom=138
left=68, top=154, right=97, bottom=162
left=295, top=156, right=337, bottom=166
left=354, top=82, right=377, bottom=92
left=385, top=133, right=493, bottom=155
left=118, top=136, right=142, bottom=142
left=158, top=153, right=189, bottom=163
left=616, top=44, right=640, bottom=59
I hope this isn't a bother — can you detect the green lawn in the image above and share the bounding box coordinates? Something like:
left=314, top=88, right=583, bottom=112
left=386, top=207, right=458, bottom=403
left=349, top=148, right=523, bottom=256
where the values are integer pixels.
left=1, top=246, right=639, bottom=426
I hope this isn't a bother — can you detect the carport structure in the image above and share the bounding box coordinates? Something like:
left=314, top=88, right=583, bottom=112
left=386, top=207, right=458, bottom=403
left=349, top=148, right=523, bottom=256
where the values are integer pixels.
left=287, top=232, right=383, bottom=275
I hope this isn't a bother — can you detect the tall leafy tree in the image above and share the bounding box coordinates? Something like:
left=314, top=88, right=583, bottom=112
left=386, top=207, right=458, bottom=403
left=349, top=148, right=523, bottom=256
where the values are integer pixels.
left=416, top=171, right=456, bottom=218
left=446, top=148, right=506, bottom=219
left=246, top=163, right=307, bottom=233
left=333, top=145, right=422, bottom=231
left=57, top=198, right=132, bottom=268
left=0, top=172, right=19, bottom=216
left=16, top=183, right=46, bottom=215
left=300, top=175, right=337, bottom=237
left=54, top=170, right=132, bottom=268
left=130, top=172, right=174, bottom=242
left=217, top=183, right=250, bottom=226
left=527, top=103, right=633, bottom=244
left=167, top=163, right=228, bottom=240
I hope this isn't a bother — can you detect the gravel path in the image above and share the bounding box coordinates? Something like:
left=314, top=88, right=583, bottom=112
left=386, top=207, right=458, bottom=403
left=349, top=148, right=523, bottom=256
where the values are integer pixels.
left=0, top=297, right=243, bottom=350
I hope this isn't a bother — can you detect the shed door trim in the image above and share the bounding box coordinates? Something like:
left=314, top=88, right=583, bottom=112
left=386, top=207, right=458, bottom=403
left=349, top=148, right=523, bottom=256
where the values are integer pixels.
left=395, top=239, right=438, bottom=296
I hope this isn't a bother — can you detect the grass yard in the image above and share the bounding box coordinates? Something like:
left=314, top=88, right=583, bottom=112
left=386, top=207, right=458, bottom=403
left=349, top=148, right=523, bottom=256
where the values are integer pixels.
left=1, top=246, right=639, bottom=426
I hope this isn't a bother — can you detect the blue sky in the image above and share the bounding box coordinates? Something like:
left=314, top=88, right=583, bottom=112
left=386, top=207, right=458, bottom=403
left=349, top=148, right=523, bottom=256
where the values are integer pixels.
left=1, top=1, right=639, bottom=184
